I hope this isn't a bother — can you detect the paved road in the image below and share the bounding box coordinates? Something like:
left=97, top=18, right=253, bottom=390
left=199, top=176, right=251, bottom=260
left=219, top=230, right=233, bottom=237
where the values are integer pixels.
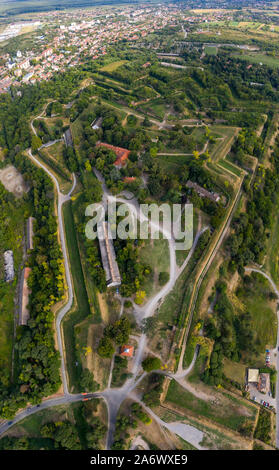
left=39, top=139, right=64, bottom=150
left=28, top=149, right=76, bottom=395
left=129, top=392, right=206, bottom=450
left=130, top=435, right=150, bottom=450
left=0, top=110, right=240, bottom=449
left=90, top=171, right=207, bottom=447
left=177, top=177, right=243, bottom=368
left=0, top=392, right=87, bottom=436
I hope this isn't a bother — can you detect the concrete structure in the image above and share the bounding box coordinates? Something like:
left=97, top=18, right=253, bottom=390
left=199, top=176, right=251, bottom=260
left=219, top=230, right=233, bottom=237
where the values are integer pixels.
left=3, top=250, right=14, bottom=282
left=97, top=221, right=121, bottom=288
left=19, top=58, right=30, bottom=70
left=26, top=217, right=35, bottom=251
left=258, top=373, right=270, bottom=394
left=91, top=116, right=102, bottom=130
left=247, top=368, right=259, bottom=383
left=19, top=267, right=31, bottom=326
left=186, top=180, right=220, bottom=203
left=22, top=72, right=33, bottom=83
left=64, top=128, right=73, bottom=148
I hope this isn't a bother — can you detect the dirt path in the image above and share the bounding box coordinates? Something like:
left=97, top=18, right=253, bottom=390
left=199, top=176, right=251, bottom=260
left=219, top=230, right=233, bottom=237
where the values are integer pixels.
left=129, top=392, right=206, bottom=450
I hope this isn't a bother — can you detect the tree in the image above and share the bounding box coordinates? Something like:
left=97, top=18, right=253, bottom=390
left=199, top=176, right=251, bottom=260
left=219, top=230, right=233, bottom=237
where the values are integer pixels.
left=31, top=135, right=42, bottom=152
left=142, top=356, right=161, bottom=372
left=158, top=271, right=169, bottom=285
left=104, top=316, right=131, bottom=346
left=97, top=337, right=114, bottom=358
left=80, top=368, right=99, bottom=392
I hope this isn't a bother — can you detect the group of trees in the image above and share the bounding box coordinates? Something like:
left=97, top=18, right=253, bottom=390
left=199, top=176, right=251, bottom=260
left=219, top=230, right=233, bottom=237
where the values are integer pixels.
left=0, top=68, right=85, bottom=414
left=131, top=402, right=152, bottom=425
left=142, top=373, right=164, bottom=408
left=142, top=356, right=162, bottom=373
left=254, top=407, right=272, bottom=445
left=203, top=271, right=275, bottom=387
left=114, top=239, right=152, bottom=298
left=203, top=280, right=238, bottom=387
left=41, top=421, right=81, bottom=450
left=97, top=316, right=132, bottom=359
left=34, top=118, right=64, bottom=144
left=111, top=414, right=137, bottom=450
left=226, top=165, right=278, bottom=272
left=0, top=153, right=66, bottom=418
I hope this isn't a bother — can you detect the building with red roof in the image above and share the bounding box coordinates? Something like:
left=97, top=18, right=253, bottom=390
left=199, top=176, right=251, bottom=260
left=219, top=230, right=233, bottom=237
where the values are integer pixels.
left=120, top=345, right=134, bottom=358
left=96, top=142, right=130, bottom=167
left=123, top=176, right=136, bottom=183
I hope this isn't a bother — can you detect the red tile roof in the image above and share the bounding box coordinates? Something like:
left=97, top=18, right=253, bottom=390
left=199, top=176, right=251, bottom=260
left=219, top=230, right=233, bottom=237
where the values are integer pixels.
left=120, top=345, right=134, bottom=357
left=96, top=142, right=130, bottom=167
left=123, top=176, right=136, bottom=183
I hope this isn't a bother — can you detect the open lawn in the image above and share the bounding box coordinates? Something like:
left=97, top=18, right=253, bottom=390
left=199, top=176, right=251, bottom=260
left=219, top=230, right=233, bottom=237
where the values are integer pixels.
left=237, top=274, right=278, bottom=357
left=209, top=127, right=239, bottom=162
left=204, top=46, right=218, bottom=56
left=217, top=159, right=243, bottom=177
left=165, top=380, right=257, bottom=433
left=139, top=238, right=170, bottom=299
left=62, top=200, right=91, bottom=392
left=157, top=154, right=193, bottom=173
left=3, top=405, right=68, bottom=438
left=233, top=52, right=279, bottom=68
left=223, top=358, right=247, bottom=385
left=100, top=60, right=128, bottom=72
left=157, top=405, right=251, bottom=450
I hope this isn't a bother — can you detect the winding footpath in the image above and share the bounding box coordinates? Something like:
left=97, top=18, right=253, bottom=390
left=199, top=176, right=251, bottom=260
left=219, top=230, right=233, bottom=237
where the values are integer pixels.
left=0, top=105, right=242, bottom=450
left=0, top=144, right=207, bottom=448
left=28, top=148, right=76, bottom=395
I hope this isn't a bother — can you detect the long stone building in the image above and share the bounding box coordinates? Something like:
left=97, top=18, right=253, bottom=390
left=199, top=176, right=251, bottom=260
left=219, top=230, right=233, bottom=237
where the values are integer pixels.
left=97, top=221, right=121, bottom=288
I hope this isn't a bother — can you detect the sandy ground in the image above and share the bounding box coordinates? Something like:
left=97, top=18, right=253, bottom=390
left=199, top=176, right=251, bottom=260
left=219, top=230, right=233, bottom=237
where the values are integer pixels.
left=97, top=292, right=109, bottom=324
left=0, top=165, right=29, bottom=197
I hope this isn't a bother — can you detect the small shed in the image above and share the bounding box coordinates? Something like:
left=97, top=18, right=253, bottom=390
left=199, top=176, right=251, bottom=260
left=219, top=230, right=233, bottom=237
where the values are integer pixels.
left=258, top=373, right=270, bottom=394
left=247, top=368, right=259, bottom=383
left=120, top=345, right=134, bottom=358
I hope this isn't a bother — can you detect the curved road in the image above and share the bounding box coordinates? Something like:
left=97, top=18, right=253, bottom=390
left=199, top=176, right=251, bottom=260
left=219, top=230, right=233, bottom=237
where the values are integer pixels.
left=28, top=148, right=76, bottom=395
left=0, top=105, right=241, bottom=449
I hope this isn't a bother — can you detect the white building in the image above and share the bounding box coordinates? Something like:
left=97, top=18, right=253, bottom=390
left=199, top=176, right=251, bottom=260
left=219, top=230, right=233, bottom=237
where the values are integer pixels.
left=4, top=250, right=14, bottom=282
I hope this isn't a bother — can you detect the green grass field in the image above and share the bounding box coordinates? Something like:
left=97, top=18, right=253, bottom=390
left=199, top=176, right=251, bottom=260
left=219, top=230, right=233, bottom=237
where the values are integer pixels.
left=237, top=274, right=278, bottom=356
left=157, top=154, right=193, bottom=173
left=139, top=238, right=170, bottom=298
left=165, top=380, right=257, bottom=433
left=100, top=60, right=128, bottom=72
left=223, top=358, right=247, bottom=385
left=233, top=52, right=279, bottom=68
left=62, top=200, right=91, bottom=392
left=217, top=159, right=243, bottom=177
left=204, top=46, right=218, bottom=56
